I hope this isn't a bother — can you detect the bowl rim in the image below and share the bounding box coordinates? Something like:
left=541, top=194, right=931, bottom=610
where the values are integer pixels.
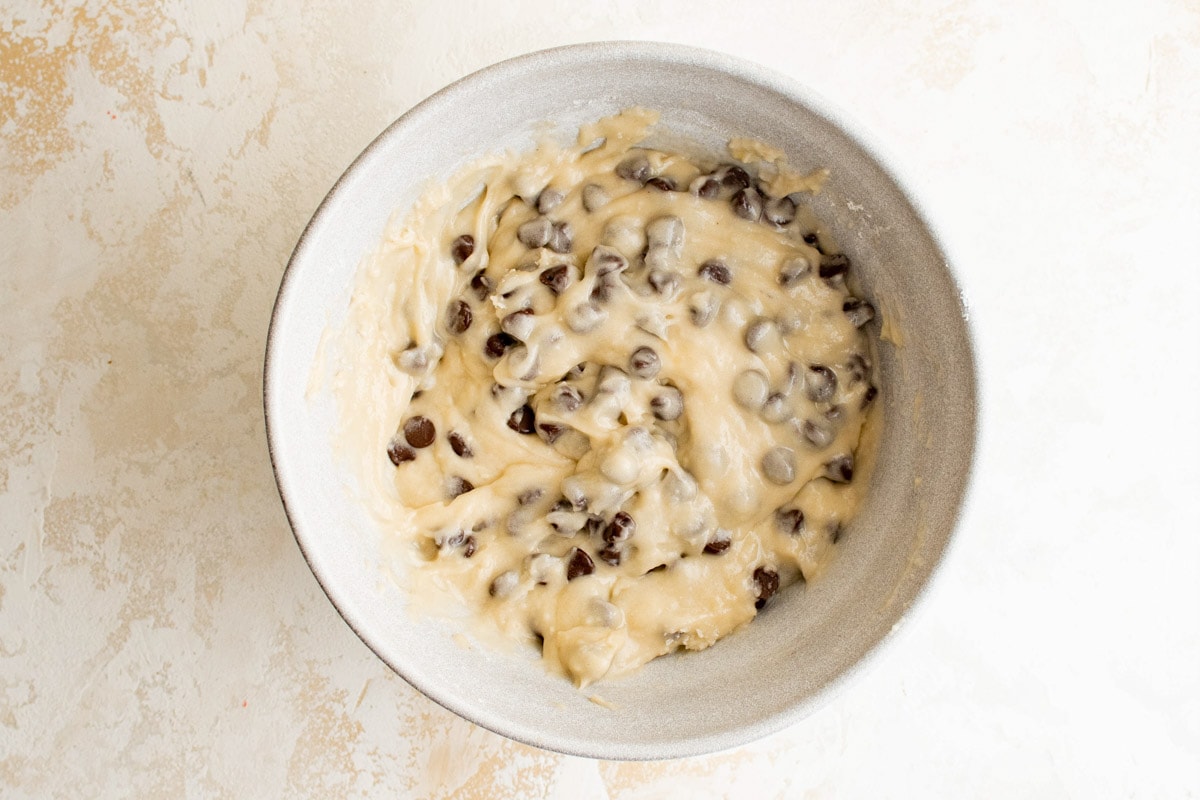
left=263, top=39, right=981, bottom=760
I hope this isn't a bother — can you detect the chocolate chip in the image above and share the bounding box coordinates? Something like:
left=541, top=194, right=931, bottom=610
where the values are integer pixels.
left=537, top=422, right=564, bottom=443
left=566, top=547, right=595, bottom=580
left=648, top=269, right=680, bottom=296
left=722, top=166, right=751, bottom=189
left=744, top=318, right=772, bottom=352
left=518, top=488, right=543, bottom=505
left=762, top=446, right=797, bottom=485
left=651, top=387, right=684, bottom=421
left=778, top=256, right=811, bottom=287
left=629, top=346, right=661, bottom=379
left=564, top=362, right=586, bottom=380
left=862, top=385, right=878, bottom=409
left=802, top=231, right=822, bottom=249
left=761, top=393, right=791, bottom=424
left=548, top=221, right=573, bottom=254
left=445, top=530, right=475, bottom=557
left=446, top=299, right=472, bottom=334
left=539, top=264, right=572, bottom=295
left=582, top=183, right=609, bottom=212
left=843, top=297, right=876, bottom=327
left=698, top=259, right=731, bottom=285
left=615, top=154, right=651, bottom=182
left=536, top=187, right=564, bottom=214
left=819, top=253, right=851, bottom=279
left=846, top=353, right=870, bottom=384
left=764, top=196, right=797, bottom=226
left=386, top=437, right=415, bottom=465
left=732, top=188, right=763, bottom=222
left=775, top=508, right=805, bottom=535
left=470, top=270, right=493, bottom=301
left=507, top=404, right=536, bottom=435
left=484, top=331, right=518, bottom=359
left=602, top=511, right=636, bottom=544
left=586, top=245, right=628, bottom=276
left=450, top=234, right=474, bottom=265
left=646, top=176, right=676, bottom=191
left=448, top=476, right=474, bottom=498
left=590, top=275, right=616, bottom=304
left=500, top=308, right=535, bottom=340
left=565, top=302, right=605, bottom=333
left=703, top=529, right=732, bottom=555
left=753, top=567, right=779, bottom=609
left=733, top=369, right=769, bottom=409
left=403, top=416, right=436, bottom=448
left=489, top=570, right=518, bottom=597
left=552, top=384, right=583, bottom=412
left=800, top=419, right=834, bottom=449
left=805, top=365, right=837, bottom=403
left=517, top=217, right=552, bottom=248
left=696, top=178, right=721, bottom=199
left=824, top=454, right=854, bottom=483
left=462, top=535, right=476, bottom=557
left=597, top=544, right=622, bottom=566
left=448, top=431, right=473, bottom=458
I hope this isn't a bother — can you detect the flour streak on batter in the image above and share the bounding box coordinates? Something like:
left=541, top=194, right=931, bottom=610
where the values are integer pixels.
left=335, top=109, right=880, bottom=686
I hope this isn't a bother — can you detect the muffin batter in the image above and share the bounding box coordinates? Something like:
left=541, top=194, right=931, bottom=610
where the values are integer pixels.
left=336, top=109, right=879, bottom=686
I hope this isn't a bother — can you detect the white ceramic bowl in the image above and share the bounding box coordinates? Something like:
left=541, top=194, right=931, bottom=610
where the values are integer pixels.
left=264, top=42, right=977, bottom=760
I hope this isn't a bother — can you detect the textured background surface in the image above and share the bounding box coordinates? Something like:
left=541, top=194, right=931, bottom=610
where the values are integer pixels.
left=2, top=1, right=1197, bottom=797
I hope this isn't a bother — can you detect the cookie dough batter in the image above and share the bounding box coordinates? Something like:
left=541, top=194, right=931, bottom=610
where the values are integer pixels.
left=336, top=109, right=879, bottom=687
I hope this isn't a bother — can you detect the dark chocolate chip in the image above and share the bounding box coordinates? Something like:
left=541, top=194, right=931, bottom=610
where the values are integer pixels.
left=650, top=387, right=684, bottom=421
left=806, top=365, right=838, bottom=403
left=552, top=384, right=583, bottom=412
left=775, top=508, right=805, bottom=535
left=646, top=176, right=676, bottom=192
left=450, top=234, right=474, bottom=265
left=615, top=155, right=651, bottom=182
left=862, top=385, right=878, bottom=409
left=548, top=221, right=573, bottom=254
left=846, top=353, right=870, bottom=384
left=386, top=437, right=415, bottom=465
left=824, top=454, right=854, bottom=483
left=536, top=187, right=564, bottom=214
left=732, top=188, right=763, bottom=222
left=843, top=297, right=876, bottom=327
left=598, top=545, right=622, bottom=566
left=517, top=217, right=552, bottom=248
left=448, top=477, right=474, bottom=499
left=629, top=346, right=661, bottom=379
left=517, top=488, right=543, bottom=505
left=446, top=299, right=472, bottom=334
left=403, top=416, right=436, bottom=448
left=539, top=264, right=572, bottom=295
left=753, top=567, right=780, bottom=610
left=507, top=404, right=536, bottom=435
left=470, top=270, right=493, bottom=301
left=703, top=530, right=732, bottom=555
left=722, top=166, right=751, bottom=189
left=698, top=259, right=731, bottom=285
left=602, top=511, right=636, bottom=544
left=448, top=431, right=473, bottom=458
left=566, top=547, right=595, bottom=580
left=778, top=256, right=811, bottom=287
left=484, top=332, right=518, bottom=359
left=537, top=422, right=564, bottom=443
left=819, top=253, right=851, bottom=279
left=697, top=178, right=721, bottom=199
left=462, top=535, right=476, bottom=557
left=802, top=232, right=822, bottom=249
left=764, top=196, right=797, bottom=226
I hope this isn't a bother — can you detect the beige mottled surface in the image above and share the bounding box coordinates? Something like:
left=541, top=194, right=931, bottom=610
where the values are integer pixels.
left=2, top=1, right=1197, bottom=797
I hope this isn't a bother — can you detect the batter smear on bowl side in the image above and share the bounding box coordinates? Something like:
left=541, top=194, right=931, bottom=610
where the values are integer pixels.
left=336, top=109, right=880, bottom=687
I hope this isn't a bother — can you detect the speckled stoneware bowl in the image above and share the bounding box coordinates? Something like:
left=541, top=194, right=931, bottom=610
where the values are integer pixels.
left=264, top=42, right=977, bottom=760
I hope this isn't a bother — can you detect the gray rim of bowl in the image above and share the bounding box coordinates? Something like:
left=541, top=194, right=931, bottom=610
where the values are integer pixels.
left=263, top=39, right=981, bottom=761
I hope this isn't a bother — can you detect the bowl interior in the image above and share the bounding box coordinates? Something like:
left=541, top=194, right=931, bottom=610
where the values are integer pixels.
left=265, top=42, right=976, bottom=760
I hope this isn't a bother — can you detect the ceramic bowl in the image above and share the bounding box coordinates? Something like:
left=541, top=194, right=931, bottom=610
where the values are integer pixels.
left=264, top=41, right=977, bottom=760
